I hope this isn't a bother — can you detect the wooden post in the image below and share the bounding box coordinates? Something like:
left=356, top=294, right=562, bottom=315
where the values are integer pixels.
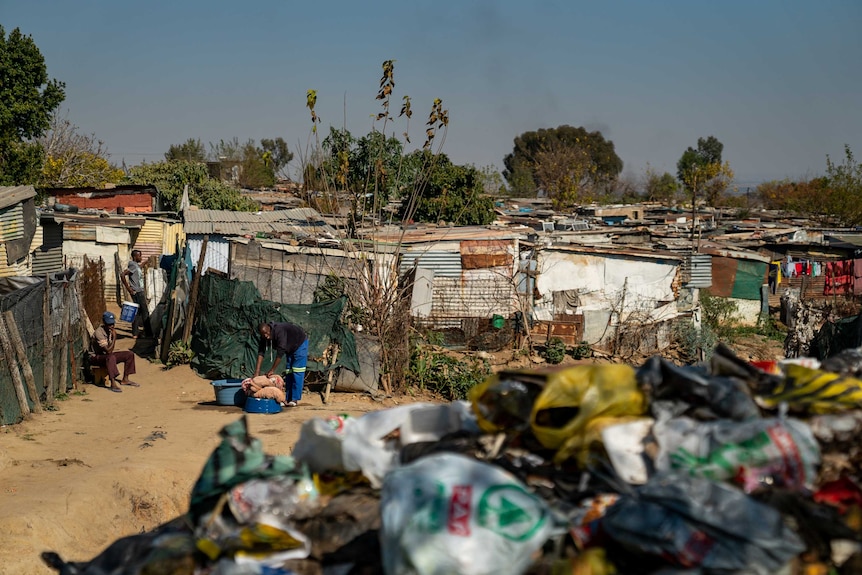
left=43, top=275, right=55, bottom=404
left=0, top=313, right=32, bottom=419
left=58, top=284, right=70, bottom=397
left=322, top=344, right=340, bottom=405
left=3, top=311, right=43, bottom=414
left=182, top=235, right=208, bottom=344
left=160, top=284, right=178, bottom=364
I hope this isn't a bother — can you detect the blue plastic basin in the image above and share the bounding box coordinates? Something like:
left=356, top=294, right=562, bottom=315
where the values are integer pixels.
left=243, top=397, right=283, bottom=414
left=212, top=379, right=245, bottom=407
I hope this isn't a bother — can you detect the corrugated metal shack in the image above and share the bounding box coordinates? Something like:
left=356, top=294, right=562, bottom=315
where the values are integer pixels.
left=534, top=244, right=683, bottom=351
left=0, top=186, right=37, bottom=278
left=46, top=185, right=158, bottom=214
left=183, top=207, right=338, bottom=276
left=373, top=226, right=523, bottom=341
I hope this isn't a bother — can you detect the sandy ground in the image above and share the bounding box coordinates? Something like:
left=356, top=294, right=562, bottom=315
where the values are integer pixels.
left=0, top=322, right=402, bottom=575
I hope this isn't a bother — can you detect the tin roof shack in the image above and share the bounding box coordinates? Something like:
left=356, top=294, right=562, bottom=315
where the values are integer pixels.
left=132, top=215, right=184, bottom=262
left=0, top=186, right=37, bottom=278
left=372, top=226, right=523, bottom=347
left=229, top=237, right=395, bottom=306
left=183, top=207, right=338, bottom=276
left=699, top=244, right=770, bottom=326
left=46, top=185, right=158, bottom=214
left=53, top=212, right=145, bottom=304
left=579, top=205, right=646, bottom=226
left=534, top=245, right=683, bottom=354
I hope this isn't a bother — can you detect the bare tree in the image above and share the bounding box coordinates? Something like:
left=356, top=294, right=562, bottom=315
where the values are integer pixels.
left=36, top=110, right=123, bottom=187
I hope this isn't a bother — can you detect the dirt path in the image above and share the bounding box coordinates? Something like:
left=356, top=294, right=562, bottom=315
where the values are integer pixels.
left=0, top=327, right=399, bottom=575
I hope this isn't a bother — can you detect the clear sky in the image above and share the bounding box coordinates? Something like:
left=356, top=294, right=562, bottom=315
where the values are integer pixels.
left=3, top=0, right=860, bottom=188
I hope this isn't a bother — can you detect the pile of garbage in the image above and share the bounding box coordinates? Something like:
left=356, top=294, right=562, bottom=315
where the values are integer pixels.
left=43, top=343, right=862, bottom=575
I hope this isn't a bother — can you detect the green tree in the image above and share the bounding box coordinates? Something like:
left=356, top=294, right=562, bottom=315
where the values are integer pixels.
left=398, top=152, right=495, bottom=225
left=260, top=137, right=293, bottom=179
left=823, top=145, right=862, bottom=225
left=165, top=138, right=207, bottom=162
left=677, top=136, right=734, bottom=208
left=124, top=160, right=257, bottom=211
left=238, top=139, right=275, bottom=189
left=502, top=125, right=623, bottom=197
left=644, top=167, right=679, bottom=203
left=477, top=164, right=507, bottom=196
left=37, top=112, right=124, bottom=188
left=0, top=26, right=65, bottom=184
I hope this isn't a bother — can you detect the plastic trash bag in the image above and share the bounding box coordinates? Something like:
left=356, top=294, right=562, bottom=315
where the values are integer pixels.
left=522, top=364, right=646, bottom=465
left=470, top=371, right=545, bottom=433
left=380, top=452, right=554, bottom=575
left=573, top=473, right=806, bottom=574
left=654, top=417, right=820, bottom=492
left=760, top=364, right=862, bottom=413
left=292, top=403, right=478, bottom=487
left=637, top=356, right=760, bottom=422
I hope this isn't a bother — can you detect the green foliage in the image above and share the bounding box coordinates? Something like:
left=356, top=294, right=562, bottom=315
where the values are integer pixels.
left=260, top=137, right=293, bottom=178
left=398, top=151, right=495, bottom=225
left=571, top=340, right=592, bottom=360
left=167, top=340, right=194, bottom=367
left=502, top=125, right=623, bottom=198
left=675, top=320, right=718, bottom=363
left=542, top=337, right=567, bottom=364
left=239, top=139, right=276, bottom=188
left=0, top=26, right=65, bottom=184
left=165, top=138, right=207, bottom=162
left=124, top=159, right=258, bottom=211
left=700, top=290, right=738, bottom=340
left=645, top=168, right=679, bottom=203
left=823, top=145, right=862, bottom=226
left=406, top=339, right=491, bottom=400
left=677, top=136, right=734, bottom=207
left=38, top=113, right=123, bottom=187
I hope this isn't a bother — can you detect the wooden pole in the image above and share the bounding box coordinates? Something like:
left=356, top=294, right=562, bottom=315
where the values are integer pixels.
left=182, top=235, right=208, bottom=344
left=0, top=313, right=32, bottom=420
left=160, top=284, right=178, bottom=364
left=3, top=311, right=43, bottom=414
left=322, top=345, right=340, bottom=405
left=43, top=275, right=54, bottom=404
left=58, top=284, right=70, bottom=397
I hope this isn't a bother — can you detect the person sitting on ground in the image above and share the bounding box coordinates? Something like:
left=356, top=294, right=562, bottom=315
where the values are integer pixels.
left=254, top=321, right=308, bottom=407
left=90, top=311, right=139, bottom=393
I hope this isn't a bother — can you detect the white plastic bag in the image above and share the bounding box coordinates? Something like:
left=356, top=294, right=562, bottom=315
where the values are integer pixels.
left=292, top=403, right=479, bottom=487
left=380, top=453, right=553, bottom=575
left=654, top=416, right=820, bottom=491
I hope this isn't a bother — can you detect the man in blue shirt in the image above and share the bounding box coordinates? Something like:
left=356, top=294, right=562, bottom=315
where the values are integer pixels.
left=254, top=321, right=309, bottom=407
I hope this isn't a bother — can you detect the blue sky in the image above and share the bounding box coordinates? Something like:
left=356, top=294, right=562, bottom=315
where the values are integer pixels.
left=3, top=0, right=861, bottom=188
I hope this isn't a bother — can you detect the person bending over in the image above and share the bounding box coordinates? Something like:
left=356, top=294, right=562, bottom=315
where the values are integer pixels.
left=254, top=321, right=308, bottom=407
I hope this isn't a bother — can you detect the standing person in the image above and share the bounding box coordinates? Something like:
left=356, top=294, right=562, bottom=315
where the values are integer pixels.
left=254, top=321, right=309, bottom=407
left=90, top=311, right=139, bottom=392
left=121, top=249, right=151, bottom=339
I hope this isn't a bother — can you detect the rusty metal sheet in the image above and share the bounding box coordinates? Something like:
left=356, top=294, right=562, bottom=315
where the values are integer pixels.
left=709, top=256, right=736, bottom=297
left=461, top=239, right=514, bottom=270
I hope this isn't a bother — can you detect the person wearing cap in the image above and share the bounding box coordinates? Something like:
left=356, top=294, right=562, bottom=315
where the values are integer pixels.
left=254, top=321, right=308, bottom=407
left=90, top=311, right=139, bottom=392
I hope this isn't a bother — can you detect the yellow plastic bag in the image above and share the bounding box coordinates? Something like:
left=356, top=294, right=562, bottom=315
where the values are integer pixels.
left=530, top=364, right=646, bottom=464
left=761, top=364, right=862, bottom=413
left=470, top=364, right=647, bottom=464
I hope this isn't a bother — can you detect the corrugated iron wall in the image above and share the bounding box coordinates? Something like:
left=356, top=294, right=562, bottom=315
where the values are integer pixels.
left=400, top=250, right=462, bottom=277
left=31, top=223, right=63, bottom=277
left=683, top=254, right=712, bottom=288
left=0, top=203, right=31, bottom=277
left=134, top=219, right=163, bottom=260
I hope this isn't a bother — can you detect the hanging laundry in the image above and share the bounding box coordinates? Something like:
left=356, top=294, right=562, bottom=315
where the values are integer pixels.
left=824, top=260, right=854, bottom=296
left=854, top=259, right=862, bottom=296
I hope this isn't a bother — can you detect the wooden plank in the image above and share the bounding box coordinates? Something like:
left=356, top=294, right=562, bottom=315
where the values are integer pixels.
left=43, top=275, right=55, bottom=403
left=3, top=311, right=42, bottom=414
left=182, top=235, right=208, bottom=344
left=58, top=284, right=70, bottom=396
left=0, top=313, right=31, bottom=420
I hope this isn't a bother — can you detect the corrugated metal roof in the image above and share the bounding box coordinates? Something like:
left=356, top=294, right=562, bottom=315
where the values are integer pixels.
left=542, top=244, right=684, bottom=262
left=183, top=207, right=336, bottom=236
left=372, top=225, right=523, bottom=244
left=0, top=186, right=36, bottom=210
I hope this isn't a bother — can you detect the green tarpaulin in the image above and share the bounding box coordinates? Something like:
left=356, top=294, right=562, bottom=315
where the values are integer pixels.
left=190, top=274, right=359, bottom=380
